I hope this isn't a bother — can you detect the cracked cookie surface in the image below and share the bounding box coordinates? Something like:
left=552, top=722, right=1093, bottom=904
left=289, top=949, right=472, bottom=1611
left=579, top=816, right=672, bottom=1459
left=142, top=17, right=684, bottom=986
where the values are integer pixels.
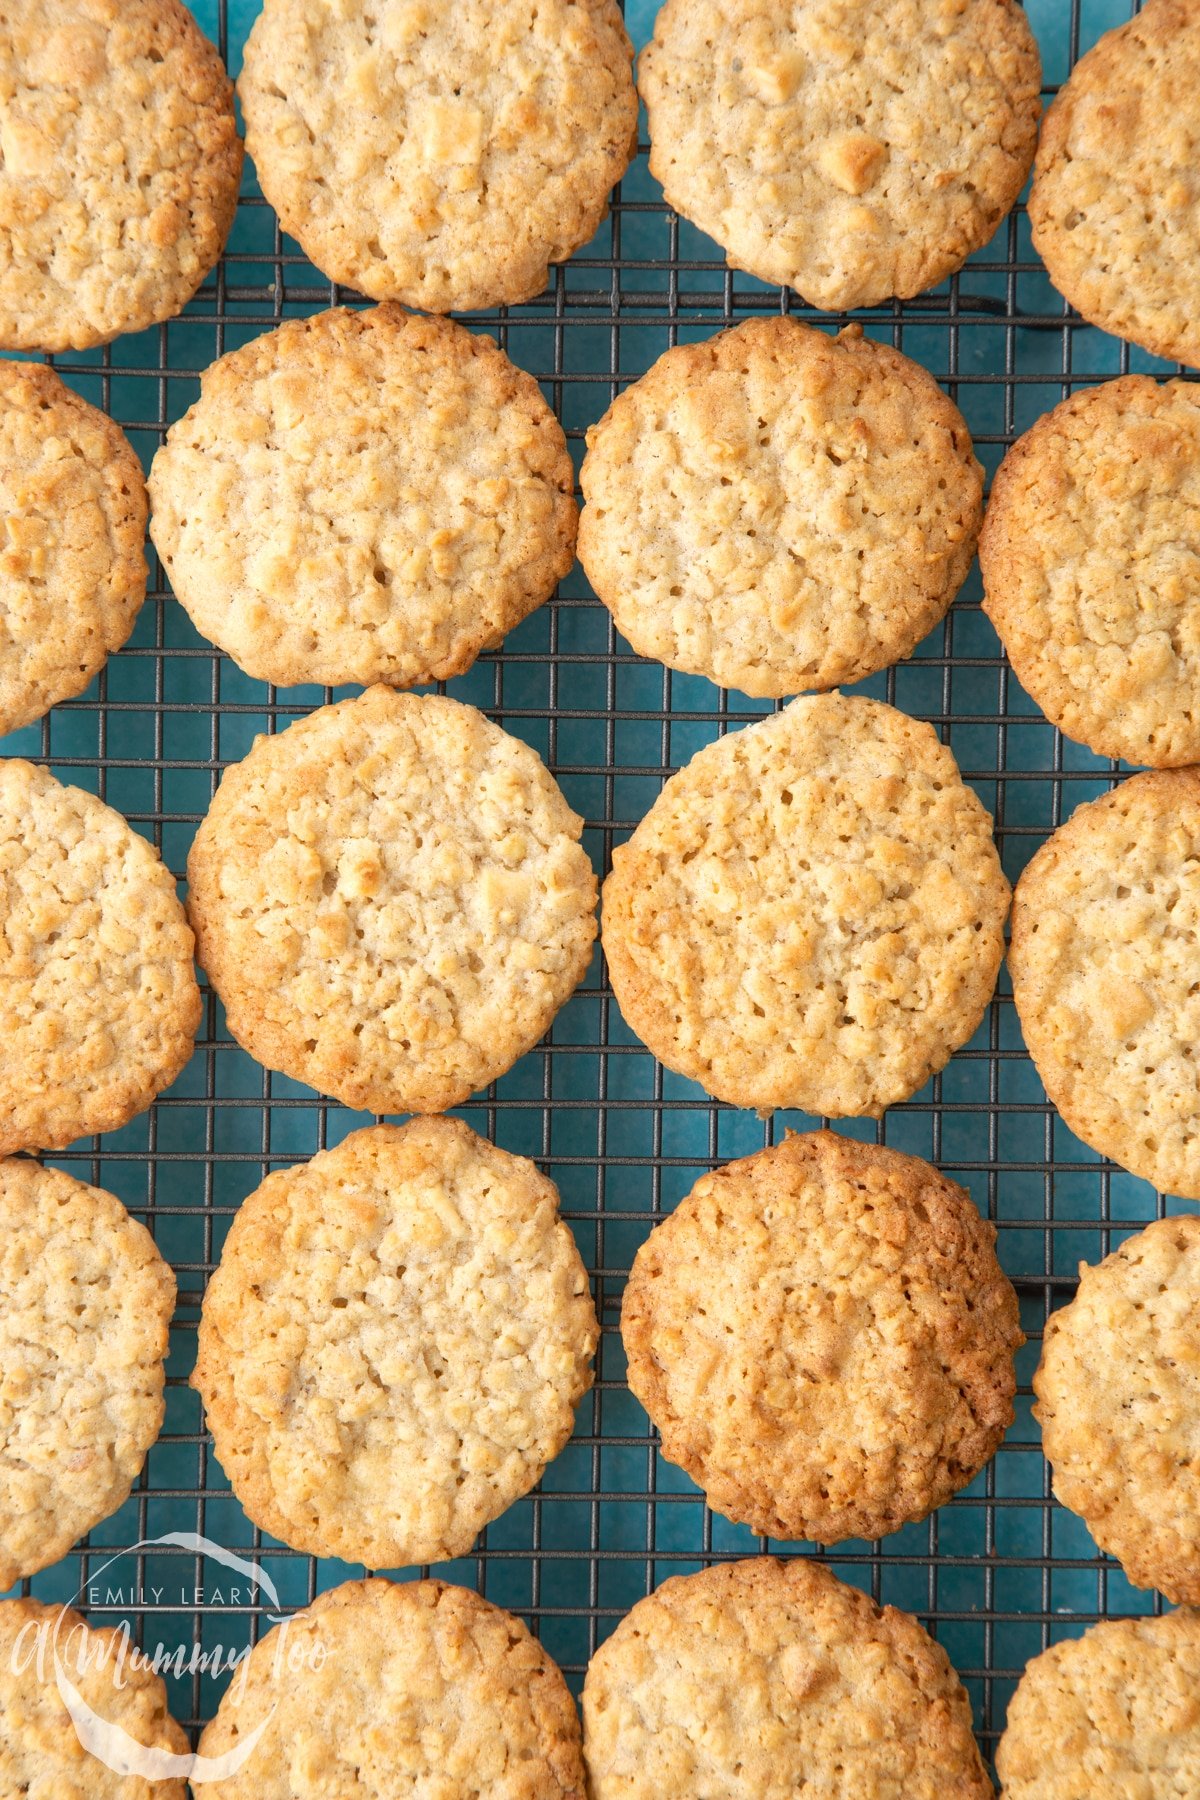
left=150, top=307, right=576, bottom=691
left=239, top=0, right=637, bottom=313
left=0, top=0, right=241, bottom=351
left=0, top=1160, right=174, bottom=1592
left=601, top=693, right=1009, bottom=1117
left=193, top=1119, right=598, bottom=1567
left=981, top=377, right=1200, bottom=768
left=580, top=320, right=982, bottom=697
left=582, top=1557, right=992, bottom=1798
left=1030, top=0, right=1200, bottom=370
left=0, top=759, right=201, bottom=1154
left=187, top=687, right=598, bottom=1115
left=1010, top=770, right=1200, bottom=1198
left=639, top=0, right=1040, bottom=310
left=197, top=1577, right=586, bottom=1798
left=1034, top=1215, right=1200, bottom=1604
left=622, top=1131, right=1021, bottom=1543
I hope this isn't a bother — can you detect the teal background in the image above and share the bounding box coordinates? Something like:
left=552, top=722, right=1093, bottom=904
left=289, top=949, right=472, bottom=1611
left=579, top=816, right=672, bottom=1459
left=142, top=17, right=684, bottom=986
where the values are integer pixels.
left=2, top=0, right=1189, bottom=1770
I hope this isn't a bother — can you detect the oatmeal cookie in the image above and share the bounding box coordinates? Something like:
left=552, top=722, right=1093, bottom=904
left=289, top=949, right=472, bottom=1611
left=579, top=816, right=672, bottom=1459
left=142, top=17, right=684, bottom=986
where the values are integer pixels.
left=239, top=0, right=637, bottom=313
left=579, top=320, right=982, bottom=697
left=1009, top=770, right=1200, bottom=1197
left=149, top=307, right=576, bottom=690
left=193, top=1119, right=598, bottom=1567
left=0, top=760, right=201, bottom=1154
left=1034, top=1214, right=1200, bottom=1604
left=622, top=1131, right=1021, bottom=1542
left=981, top=377, right=1200, bottom=767
left=582, top=1557, right=992, bottom=1798
left=0, top=361, right=147, bottom=737
left=601, top=693, right=1009, bottom=1116
left=639, top=0, right=1041, bottom=310
left=0, top=0, right=242, bottom=352
left=197, top=1577, right=586, bottom=1798
left=187, top=687, right=598, bottom=1115
left=1030, top=0, right=1200, bottom=370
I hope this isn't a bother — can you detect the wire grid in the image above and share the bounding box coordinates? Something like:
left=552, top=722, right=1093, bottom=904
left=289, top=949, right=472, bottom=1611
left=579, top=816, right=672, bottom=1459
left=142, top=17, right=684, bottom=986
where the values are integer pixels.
left=2, top=0, right=1191, bottom=1773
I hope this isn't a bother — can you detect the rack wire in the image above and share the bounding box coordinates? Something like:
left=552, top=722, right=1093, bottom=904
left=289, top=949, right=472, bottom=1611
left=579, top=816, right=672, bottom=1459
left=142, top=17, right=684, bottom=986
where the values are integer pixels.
left=3, top=0, right=1188, bottom=1773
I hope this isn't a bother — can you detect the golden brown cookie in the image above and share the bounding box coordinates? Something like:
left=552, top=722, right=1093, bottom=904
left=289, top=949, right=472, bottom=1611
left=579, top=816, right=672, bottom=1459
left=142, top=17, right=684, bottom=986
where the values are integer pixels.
left=193, top=1119, right=598, bottom=1567
left=0, top=0, right=242, bottom=352
left=1034, top=1214, right=1200, bottom=1605
left=197, top=1577, right=586, bottom=1798
left=0, top=1159, right=174, bottom=1591
left=0, top=760, right=201, bottom=1154
left=239, top=0, right=637, bottom=313
left=1030, top=0, right=1200, bottom=369
left=1009, top=770, right=1200, bottom=1198
left=579, top=320, right=982, bottom=697
left=187, top=687, right=598, bottom=1116
left=582, top=1557, right=992, bottom=1798
left=0, top=1598, right=188, bottom=1797
left=639, top=0, right=1041, bottom=310
left=149, top=307, right=577, bottom=690
left=996, top=1610, right=1200, bottom=1800
left=0, top=361, right=147, bottom=737
left=601, top=694, right=1009, bottom=1117
left=981, top=377, right=1200, bottom=767
left=622, top=1131, right=1021, bottom=1543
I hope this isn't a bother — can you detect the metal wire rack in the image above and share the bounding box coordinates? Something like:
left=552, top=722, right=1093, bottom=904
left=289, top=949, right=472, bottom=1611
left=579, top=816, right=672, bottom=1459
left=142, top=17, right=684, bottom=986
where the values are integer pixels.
left=3, top=0, right=1189, bottom=1775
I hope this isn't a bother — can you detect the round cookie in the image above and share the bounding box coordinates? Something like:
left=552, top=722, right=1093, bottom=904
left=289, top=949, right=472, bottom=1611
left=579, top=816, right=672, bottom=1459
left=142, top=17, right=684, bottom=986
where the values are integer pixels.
left=0, top=361, right=148, bottom=737
left=0, top=1598, right=188, bottom=1797
left=1030, top=0, right=1200, bottom=370
left=149, top=307, right=577, bottom=690
left=601, top=693, right=1009, bottom=1117
left=981, top=377, right=1200, bottom=767
left=0, top=1159, right=174, bottom=1590
left=1009, top=770, right=1200, bottom=1198
left=996, top=1610, right=1200, bottom=1800
left=238, top=0, right=637, bottom=314
left=639, top=0, right=1041, bottom=311
left=622, top=1130, right=1021, bottom=1543
left=1034, top=1214, right=1200, bottom=1605
left=187, top=687, right=597, bottom=1116
left=582, top=1557, right=992, bottom=1798
left=0, top=760, right=201, bottom=1154
left=197, top=1577, right=586, bottom=1797
left=193, top=1119, right=598, bottom=1567
left=0, top=0, right=242, bottom=353
left=579, top=320, right=983, bottom=698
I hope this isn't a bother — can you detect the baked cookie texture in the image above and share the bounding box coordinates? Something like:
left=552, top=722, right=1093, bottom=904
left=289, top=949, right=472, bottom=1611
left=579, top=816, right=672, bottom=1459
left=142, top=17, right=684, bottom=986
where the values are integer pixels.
left=0, top=1598, right=188, bottom=1798
left=1009, top=770, right=1200, bottom=1198
left=193, top=1119, right=598, bottom=1567
left=582, top=1557, right=992, bottom=1798
left=0, top=362, right=148, bottom=737
left=238, top=0, right=637, bottom=313
left=0, top=1160, right=174, bottom=1591
left=639, top=0, right=1041, bottom=310
left=187, top=687, right=598, bottom=1115
left=1030, top=0, right=1200, bottom=370
left=996, top=1610, right=1200, bottom=1800
left=197, top=1577, right=586, bottom=1798
left=0, top=0, right=242, bottom=352
left=601, top=694, right=1009, bottom=1117
left=981, top=377, right=1200, bottom=768
left=0, top=760, right=201, bottom=1154
left=149, top=307, right=577, bottom=691
left=1034, top=1215, right=1200, bottom=1605
left=579, top=319, right=982, bottom=697
left=622, top=1131, right=1021, bottom=1543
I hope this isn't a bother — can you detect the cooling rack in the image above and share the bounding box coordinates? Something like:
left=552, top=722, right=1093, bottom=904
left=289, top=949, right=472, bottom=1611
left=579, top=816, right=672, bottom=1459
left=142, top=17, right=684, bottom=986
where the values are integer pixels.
left=2, top=0, right=1188, bottom=1773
